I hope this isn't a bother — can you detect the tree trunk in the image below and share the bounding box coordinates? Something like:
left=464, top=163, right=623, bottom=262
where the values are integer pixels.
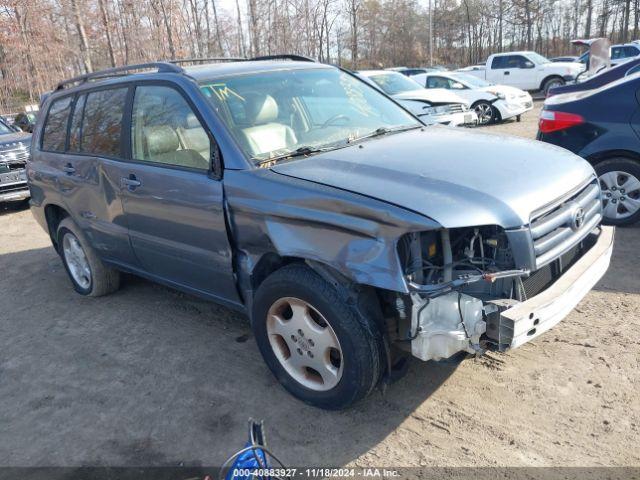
left=158, top=0, right=177, bottom=59
left=585, top=0, right=592, bottom=37
left=248, top=0, right=260, bottom=56
left=235, top=0, right=246, bottom=57
left=97, top=0, right=116, bottom=67
left=70, top=0, right=92, bottom=73
left=211, top=0, right=224, bottom=54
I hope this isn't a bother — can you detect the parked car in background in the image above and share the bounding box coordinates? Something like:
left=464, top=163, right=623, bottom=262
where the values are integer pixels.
left=385, top=67, right=447, bottom=77
left=29, top=58, right=614, bottom=410
left=0, top=116, right=31, bottom=202
left=386, top=67, right=430, bottom=76
left=359, top=70, right=478, bottom=126
left=411, top=71, right=533, bottom=125
left=577, top=41, right=640, bottom=67
left=14, top=111, right=38, bottom=132
left=548, top=57, right=640, bottom=97
left=538, top=72, right=640, bottom=225
left=464, top=51, right=585, bottom=94
left=551, top=56, right=579, bottom=62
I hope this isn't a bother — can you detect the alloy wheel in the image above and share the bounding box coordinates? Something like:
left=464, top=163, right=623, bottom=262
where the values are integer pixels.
left=266, top=297, right=343, bottom=391
left=474, top=103, right=493, bottom=125
left=599, top=170, right=640, bottom=220
left=62, top=233, right=92, bottom=289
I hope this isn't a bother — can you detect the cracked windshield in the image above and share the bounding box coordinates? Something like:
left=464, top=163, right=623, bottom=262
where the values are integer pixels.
left=200, top=67, right=420, bottom=164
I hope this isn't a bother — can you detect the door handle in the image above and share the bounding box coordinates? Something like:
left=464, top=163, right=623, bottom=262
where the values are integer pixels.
left=62, top=163, right=75, bottom=175
left=120, top=174, right=142, bottom=190
left=504, top=71, right=510, bottom=75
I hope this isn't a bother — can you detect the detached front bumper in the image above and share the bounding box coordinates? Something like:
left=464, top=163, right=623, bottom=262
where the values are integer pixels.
left=494, top=96, right=534, bottom=120
left=498, top=226, right=614, bottom=349
left=408, top=226, right=613, bottom=362
left=436, top=110, right=478, bottom=127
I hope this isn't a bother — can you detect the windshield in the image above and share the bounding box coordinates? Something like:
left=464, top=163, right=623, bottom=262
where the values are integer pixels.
left=527, top=52, right=551, bottom=64
left=0, top=120, right=13, bottom=135
left=450, top=73, right=493, bottom=87
left=200, top=68, right=420, bottom=163
left=367, top=72, right=423, bottom=95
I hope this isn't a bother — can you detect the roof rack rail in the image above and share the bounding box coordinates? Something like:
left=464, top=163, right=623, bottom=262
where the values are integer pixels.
left=55, top=62, right=183, bottom=91
left=251, top=54, right=316, bottom=63
left=169, top=57, right=247, bottom=65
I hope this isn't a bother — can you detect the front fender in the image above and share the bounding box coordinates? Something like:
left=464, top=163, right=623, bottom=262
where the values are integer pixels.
left=224, top=168, right=439, bottom=294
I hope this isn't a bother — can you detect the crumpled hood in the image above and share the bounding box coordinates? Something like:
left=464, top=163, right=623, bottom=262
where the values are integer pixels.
left=271, top=127, right=595, bottom=229
left=393, top=88, right=469, bottom=106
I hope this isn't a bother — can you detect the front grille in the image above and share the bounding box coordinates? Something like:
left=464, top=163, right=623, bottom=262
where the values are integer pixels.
left=522, top=242, right=585, bottom=299
left=530, top=178, right=602, bottom=269
left=0, top=143, right=30, bottom=168
left=446, top=104, right=465, bottom=113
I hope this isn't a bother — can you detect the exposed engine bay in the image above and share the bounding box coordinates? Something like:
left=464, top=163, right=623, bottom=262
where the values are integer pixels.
left=389, top=226, right=594, bottom=361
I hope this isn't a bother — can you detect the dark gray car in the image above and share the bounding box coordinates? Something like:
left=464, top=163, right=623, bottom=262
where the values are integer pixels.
left=28, top=59, right=613, bottom=409
left=0, top=117, right=31, bottom=203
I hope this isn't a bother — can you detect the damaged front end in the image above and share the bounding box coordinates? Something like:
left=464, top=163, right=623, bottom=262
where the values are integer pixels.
left=391, top=218, right=614, bottom=361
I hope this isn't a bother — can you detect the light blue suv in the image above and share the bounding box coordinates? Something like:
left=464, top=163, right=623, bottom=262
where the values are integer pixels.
left=29, top=57, right=613, bottom=409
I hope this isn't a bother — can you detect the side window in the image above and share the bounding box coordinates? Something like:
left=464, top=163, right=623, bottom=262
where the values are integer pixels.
left=507, top=55, right=528, bottom=68
left=131, top=85, right=210, bottom=170
left=81, top=88, right=127, bottom=157
left=491, top=56, right=506, bottom=69
left=41, top=96, right=73, bottom=152
left=611, top=47, right=624, bottom=60
left=625, top=46, right=640, bottom=58
left=68, top=94, right=86, bottom=152
left=426, top=76, right=451, bottom=89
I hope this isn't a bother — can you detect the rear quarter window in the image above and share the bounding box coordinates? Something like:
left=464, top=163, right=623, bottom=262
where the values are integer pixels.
left=41, top=96, right=73, bottom=152
left=80, top=88, right=128, bottom=158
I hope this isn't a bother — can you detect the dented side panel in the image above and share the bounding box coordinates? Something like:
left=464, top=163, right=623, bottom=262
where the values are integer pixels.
left=223, top=168, right=439, bottom=294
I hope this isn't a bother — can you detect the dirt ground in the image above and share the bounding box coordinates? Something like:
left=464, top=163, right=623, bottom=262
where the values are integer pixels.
left=1, top=101, right=639, bottom=469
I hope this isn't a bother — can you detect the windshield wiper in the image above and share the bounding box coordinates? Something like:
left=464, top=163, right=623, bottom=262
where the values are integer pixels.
left=256, top=145, right=334, bottom=166
left=347, top=124, right=420, bottom=144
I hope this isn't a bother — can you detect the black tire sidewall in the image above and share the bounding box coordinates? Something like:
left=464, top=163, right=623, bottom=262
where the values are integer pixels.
left=58, top=226, right=94, bottom=295
left=595, top=157, right=640, bottom=226
left=252, top=265, right=380, bottom=409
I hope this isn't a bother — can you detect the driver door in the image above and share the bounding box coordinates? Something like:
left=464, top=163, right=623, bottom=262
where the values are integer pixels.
left=118, top=83, right=241, bottom=306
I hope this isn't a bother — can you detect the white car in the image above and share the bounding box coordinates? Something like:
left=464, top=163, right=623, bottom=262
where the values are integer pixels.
left=358, top=70, right=478, bottom=126
left=412, top=71, right=534, bottom=125
left=464, top=51, right=585, bottom=94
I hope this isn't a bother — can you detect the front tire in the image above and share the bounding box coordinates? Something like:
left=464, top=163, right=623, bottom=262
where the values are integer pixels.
left=57, top=218, right=121, bottom=296
left=252, top=264, right=382, bottom=410
left=595, top=158, right=640, bottom=226
left=472, top=100, right=496, bottom=125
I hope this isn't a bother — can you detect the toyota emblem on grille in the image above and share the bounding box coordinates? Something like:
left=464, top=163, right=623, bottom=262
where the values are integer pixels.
left=571, top=206, right=585, bottom=231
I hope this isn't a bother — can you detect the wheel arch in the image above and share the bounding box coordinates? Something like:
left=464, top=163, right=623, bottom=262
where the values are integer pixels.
left=586, top=149, right=640, bottom=166
left=539, top=74, right=564, bottom=91
left=44, top=203, right=70, bottom=251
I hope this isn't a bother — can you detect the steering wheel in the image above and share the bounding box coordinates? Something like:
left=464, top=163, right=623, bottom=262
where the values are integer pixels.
left=321, top=114, right=351, bottom=128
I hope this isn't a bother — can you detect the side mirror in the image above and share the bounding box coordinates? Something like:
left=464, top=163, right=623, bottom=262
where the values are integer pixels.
left=451, top=82, right=465, bottom=89
left=523, top=61, right=535, bottom=69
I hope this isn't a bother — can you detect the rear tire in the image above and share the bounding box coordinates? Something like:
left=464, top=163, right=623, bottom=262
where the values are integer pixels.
left=252, top=264, right=382, bottom=410
left=57, top=218, right=120, bottom=296
left=595, top=157, right=640, bottom=226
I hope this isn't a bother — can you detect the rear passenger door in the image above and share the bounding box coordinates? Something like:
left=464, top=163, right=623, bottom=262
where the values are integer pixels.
left=118, top=83, right=240, bottom=305
left=40, top=89, right=138, bottom=265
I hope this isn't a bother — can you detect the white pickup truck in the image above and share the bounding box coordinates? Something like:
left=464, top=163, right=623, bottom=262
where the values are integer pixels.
left=464, top=51, right=585, bottom=94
